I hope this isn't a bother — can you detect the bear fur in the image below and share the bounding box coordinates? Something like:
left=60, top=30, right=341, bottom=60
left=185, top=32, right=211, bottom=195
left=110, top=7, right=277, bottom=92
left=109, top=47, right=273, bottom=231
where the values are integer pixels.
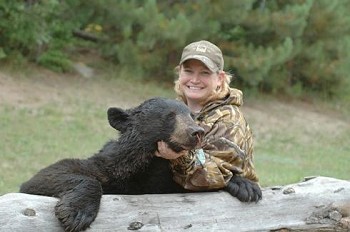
left=20, top=97, right=261, bottom=232
left=20, top=98, right=204, bottom=232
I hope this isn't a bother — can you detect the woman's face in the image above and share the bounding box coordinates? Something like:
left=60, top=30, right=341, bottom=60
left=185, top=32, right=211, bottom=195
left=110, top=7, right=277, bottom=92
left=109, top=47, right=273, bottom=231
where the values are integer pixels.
left=178, top=59, right=223, bottom=106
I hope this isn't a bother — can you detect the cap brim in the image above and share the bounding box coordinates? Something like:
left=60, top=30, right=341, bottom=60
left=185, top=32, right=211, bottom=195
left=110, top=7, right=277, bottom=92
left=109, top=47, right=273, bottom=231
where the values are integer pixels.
left=180, top=55, right=218, bottom=72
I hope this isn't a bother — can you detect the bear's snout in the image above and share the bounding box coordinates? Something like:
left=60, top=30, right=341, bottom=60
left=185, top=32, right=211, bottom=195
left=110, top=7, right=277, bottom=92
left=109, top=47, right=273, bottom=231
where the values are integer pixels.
left=188, top=125, right=204, bottom=147
left=189, top=125, right=204, bottom=138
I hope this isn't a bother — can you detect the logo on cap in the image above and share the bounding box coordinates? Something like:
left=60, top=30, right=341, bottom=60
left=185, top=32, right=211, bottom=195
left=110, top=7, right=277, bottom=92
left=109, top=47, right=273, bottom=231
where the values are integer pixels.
left=196, top=45, right=207, bottom=53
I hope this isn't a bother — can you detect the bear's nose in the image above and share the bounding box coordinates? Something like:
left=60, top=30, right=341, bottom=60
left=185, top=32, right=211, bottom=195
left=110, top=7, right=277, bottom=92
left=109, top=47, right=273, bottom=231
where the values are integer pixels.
left=189, top=126, right=205, bottom=138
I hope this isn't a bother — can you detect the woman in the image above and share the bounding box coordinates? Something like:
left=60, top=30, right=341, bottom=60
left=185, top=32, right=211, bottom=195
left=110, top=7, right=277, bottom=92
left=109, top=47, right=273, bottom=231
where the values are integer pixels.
left=156, top=40, right=262, bottom=202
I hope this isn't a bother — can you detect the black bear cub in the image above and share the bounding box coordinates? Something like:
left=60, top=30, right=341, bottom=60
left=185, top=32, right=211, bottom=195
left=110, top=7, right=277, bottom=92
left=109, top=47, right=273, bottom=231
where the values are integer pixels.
left=20, top=98, right=204, bottom=232
left=20, top=97, right=261, bottom=232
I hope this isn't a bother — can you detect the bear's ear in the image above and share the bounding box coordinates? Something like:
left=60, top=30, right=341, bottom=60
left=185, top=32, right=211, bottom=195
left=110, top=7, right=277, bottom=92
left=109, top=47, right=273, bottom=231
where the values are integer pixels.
left=107, top=107, right=130, bottom=133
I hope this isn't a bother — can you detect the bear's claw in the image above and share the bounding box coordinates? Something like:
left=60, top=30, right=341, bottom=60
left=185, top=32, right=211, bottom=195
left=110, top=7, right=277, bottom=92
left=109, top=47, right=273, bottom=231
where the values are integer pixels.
left=225, top=175, right=262, bottom=203
left=55, top=200, right=99, bottom=232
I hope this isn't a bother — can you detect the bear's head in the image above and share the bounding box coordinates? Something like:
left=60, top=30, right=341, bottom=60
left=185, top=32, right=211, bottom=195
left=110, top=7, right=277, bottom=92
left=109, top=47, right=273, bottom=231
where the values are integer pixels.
left=107, top=98, right=204, bottom=153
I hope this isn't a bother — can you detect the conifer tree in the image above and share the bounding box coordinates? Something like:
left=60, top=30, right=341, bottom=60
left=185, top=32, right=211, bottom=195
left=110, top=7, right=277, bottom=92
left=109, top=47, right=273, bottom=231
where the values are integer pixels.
left=214, top=0, right=350, bottom=97
left=1, top=0, right=349, bottom=98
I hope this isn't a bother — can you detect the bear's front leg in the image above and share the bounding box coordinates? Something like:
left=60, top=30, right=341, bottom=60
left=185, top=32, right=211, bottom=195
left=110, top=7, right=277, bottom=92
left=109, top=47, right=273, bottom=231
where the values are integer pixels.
left=55, top=177, right=102, bottom=232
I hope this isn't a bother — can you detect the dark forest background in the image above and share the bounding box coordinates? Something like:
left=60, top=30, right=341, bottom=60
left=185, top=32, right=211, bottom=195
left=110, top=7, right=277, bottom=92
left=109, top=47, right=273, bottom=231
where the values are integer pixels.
left=1, top=0, right=350, bottom=100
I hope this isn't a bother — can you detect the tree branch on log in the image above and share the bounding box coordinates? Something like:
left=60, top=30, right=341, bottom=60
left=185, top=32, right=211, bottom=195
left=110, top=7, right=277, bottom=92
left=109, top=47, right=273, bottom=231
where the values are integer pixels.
left=0, top=176, right=349, bottom=231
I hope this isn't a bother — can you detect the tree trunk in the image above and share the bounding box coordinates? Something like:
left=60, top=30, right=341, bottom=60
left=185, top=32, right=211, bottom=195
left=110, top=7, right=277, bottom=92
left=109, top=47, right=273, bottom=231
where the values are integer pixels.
left=0, top=176, right=349, bottom=231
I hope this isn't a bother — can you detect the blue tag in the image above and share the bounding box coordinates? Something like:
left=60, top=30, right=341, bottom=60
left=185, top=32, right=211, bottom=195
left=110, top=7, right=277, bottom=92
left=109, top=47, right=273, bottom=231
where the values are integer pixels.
left=196, top=149, right=206, bottom=166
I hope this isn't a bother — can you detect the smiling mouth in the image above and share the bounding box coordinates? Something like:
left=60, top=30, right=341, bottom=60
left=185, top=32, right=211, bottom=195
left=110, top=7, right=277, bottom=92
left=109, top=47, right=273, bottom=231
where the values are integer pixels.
left=187, top=86, right=202, bottom=90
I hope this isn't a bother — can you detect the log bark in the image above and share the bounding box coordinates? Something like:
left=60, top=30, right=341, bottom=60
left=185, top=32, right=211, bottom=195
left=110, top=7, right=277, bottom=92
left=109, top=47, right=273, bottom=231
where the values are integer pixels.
left=0, top=176, right=349, bottom=231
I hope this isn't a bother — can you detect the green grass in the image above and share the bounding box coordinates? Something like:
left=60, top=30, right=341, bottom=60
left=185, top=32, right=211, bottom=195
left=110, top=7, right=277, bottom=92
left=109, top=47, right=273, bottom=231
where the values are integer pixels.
left=0, top=66, right=349, bottom=195
left=0, top=103, right=115, bottom=193
left=254, top=124, right=350, bottom=187
left=0, top=65, right=176, bottom=195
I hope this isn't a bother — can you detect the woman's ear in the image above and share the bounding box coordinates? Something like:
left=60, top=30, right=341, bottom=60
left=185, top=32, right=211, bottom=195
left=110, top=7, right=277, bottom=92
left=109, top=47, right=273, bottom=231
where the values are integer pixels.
left=216, top=71, right=226, bottom=88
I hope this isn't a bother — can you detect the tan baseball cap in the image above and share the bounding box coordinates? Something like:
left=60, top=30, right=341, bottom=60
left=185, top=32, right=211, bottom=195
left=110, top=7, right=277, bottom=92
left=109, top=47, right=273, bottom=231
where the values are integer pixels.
left=179, top=40, right=224, bottom=72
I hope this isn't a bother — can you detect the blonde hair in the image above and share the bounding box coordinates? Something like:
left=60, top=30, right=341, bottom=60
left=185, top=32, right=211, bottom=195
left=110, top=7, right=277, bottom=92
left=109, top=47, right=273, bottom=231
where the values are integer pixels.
left=174, top=65, right=233, bottom=106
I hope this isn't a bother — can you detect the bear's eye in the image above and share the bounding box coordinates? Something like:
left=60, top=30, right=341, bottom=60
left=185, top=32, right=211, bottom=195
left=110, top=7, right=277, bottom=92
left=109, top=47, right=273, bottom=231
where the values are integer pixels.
left=169, top=111, right=177, bottom=119
left=190, top=113, right=195, bottom=119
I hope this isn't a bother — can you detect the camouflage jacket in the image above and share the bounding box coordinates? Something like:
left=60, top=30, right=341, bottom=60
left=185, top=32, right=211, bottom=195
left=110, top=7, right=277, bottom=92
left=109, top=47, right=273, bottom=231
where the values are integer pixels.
left=170, top=88, right=259, bottom=191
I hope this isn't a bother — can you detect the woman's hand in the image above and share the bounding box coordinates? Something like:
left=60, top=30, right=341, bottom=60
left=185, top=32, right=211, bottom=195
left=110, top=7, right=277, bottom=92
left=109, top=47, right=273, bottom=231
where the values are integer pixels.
left=155, top=141, right=188, bottom=159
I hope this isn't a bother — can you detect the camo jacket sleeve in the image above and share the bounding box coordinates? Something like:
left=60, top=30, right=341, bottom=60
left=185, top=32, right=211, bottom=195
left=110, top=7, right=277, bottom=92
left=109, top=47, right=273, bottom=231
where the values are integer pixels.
left=170, top=104, right=259, bottom=191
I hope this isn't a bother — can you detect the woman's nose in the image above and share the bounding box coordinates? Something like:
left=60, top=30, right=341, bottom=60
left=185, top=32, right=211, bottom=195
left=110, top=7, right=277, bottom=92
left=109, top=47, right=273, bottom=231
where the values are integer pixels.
left=190, top=73, right=200, bottom=83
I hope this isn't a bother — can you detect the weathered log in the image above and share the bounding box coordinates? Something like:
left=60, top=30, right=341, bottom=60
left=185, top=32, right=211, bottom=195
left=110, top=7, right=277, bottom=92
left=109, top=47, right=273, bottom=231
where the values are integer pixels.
left=0, top=176, right=349, bottom=231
